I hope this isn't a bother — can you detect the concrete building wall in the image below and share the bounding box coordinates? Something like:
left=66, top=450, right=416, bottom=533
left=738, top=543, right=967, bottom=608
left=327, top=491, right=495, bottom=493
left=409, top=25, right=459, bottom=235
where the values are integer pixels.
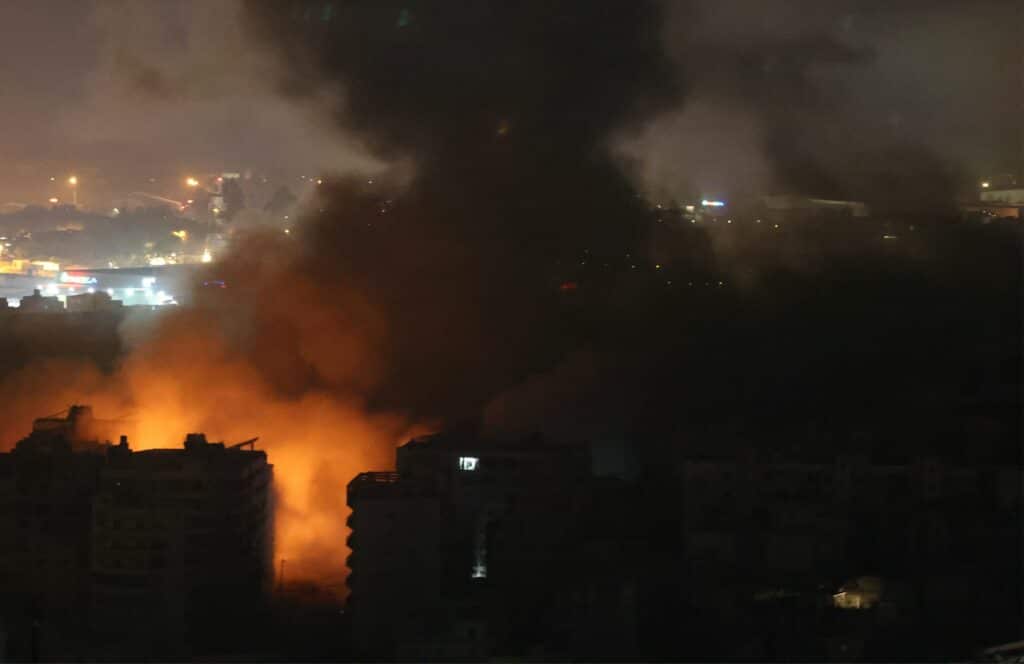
left=980, top=188, right=1024, bottom=205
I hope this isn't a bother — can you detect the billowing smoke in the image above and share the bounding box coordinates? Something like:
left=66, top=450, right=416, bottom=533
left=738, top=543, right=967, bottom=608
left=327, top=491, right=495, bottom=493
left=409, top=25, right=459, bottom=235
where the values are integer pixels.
left=58, top=0, right=384, bottom=196
left=241, top=0, right=679, bottom=416
left=0, top=239, right=420, bottom=584
left=1, top=0, right=1017, bottom=587
left=0, top=0, right=679, bottom=585
left=615, top=0, right=1022, bottom=213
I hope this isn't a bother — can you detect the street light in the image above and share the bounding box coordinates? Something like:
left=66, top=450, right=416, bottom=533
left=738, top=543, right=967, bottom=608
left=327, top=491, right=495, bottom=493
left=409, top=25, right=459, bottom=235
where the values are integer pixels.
left=186, top=177, right=200, bottom=188
left=68, top=176, right=78, bottom=206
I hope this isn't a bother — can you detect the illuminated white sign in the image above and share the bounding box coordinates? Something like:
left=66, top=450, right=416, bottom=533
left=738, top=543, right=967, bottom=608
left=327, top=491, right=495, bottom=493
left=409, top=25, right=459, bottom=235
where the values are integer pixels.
left=60, top=272, right=97, bottom=285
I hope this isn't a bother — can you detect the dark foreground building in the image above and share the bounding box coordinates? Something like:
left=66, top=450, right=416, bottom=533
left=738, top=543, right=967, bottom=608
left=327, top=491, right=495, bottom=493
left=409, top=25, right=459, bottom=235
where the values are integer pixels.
left=347, top=430, right=610, bottom=660
left=670, top=442, right=1022, bottom=659
left=347, top=427, right=1022, bottom=661
left=0, top=406, right=273, bottom=660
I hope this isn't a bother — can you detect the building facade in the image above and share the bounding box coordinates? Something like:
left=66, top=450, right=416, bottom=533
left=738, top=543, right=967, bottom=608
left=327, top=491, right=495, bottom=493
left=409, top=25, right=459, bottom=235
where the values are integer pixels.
left=672, top=445, right=1021, bottom=658
left=0, top=406, right=273, bottom=659
left=346, top=431, right=594, bottom=659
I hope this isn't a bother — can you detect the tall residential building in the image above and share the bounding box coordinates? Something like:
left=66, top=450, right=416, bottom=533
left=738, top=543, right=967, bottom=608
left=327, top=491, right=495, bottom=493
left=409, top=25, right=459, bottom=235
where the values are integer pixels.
left=0, top=406, right=273, bottom=660
left=346, top=430, right=595, bottom=660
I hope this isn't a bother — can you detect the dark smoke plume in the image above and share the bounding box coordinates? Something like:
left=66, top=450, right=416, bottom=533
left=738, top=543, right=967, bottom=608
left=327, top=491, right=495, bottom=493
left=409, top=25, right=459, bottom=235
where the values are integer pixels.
left=243, top=0, right=679, bottom=419
left=0, top=0, right=680, bottom=585
left=1, top=0, right=1017, bottom=584
left=616, top=0, right=1022, bottom=213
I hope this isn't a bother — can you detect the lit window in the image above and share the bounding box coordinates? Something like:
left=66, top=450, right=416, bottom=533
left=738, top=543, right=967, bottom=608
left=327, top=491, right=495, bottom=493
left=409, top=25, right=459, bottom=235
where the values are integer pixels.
left=458, top=456, right=479, bottom=471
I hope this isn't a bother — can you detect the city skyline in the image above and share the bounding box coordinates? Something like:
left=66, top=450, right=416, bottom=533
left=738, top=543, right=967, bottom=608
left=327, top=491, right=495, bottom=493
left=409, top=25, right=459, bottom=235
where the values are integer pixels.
left=0, top=0, right=1019, bottom=660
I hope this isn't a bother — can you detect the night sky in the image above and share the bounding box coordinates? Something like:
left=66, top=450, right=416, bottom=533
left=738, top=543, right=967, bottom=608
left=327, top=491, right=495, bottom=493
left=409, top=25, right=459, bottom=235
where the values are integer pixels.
left=0, top=0, right=1018, bottom=207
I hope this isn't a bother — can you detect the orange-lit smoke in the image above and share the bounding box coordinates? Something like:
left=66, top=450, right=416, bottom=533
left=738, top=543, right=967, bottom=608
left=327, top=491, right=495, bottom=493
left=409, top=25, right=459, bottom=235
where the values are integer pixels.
left=0, top=229, right=428, bottom=589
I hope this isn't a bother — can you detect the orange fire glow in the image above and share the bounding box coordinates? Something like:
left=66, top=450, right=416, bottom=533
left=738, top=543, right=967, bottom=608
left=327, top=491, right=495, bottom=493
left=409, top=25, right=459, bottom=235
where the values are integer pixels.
left=0, top=230, right=430, bottom=591
left=0, top=355, right=418, bottom=590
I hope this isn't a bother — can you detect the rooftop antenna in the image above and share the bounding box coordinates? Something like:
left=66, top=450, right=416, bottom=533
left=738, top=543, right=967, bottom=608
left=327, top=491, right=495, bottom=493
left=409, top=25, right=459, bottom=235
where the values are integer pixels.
left=230, top=437, right=259, bottom=450
left=38, top=406, right=70, bottom=420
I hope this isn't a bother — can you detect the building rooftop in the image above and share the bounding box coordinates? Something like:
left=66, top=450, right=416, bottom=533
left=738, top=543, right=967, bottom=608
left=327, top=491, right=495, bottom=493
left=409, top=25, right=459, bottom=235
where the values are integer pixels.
left=8, top=406, right=263, bottom=463
left=402, top=430, right=577, bottom=455
left=14, top=404, right=119, bottom=454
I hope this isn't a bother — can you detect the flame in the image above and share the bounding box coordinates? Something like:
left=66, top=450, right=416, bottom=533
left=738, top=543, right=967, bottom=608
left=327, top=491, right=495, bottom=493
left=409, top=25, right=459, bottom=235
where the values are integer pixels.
left=0, top=230, right=424, bottom=590
left=0, top=355, right=414, bottom=589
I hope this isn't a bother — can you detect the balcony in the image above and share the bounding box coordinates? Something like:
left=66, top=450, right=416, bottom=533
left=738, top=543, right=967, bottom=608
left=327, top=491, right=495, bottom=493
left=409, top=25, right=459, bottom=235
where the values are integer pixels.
left=347, top=472, right=435, bottom=502
left=351, top=471, right=400, bottom=486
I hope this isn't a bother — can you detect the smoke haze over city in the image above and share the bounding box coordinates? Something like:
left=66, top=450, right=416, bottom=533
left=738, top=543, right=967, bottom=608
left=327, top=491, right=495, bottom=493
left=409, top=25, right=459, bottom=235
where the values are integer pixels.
left=0, top=1, right=1020, bottom=660
left=0, top=0, right=1020, bottom=584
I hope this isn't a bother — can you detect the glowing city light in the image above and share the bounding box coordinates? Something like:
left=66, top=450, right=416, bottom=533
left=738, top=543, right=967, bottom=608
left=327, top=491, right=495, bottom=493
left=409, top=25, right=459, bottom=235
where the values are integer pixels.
left=67, top=175, right=77, bottom=186
left=60, top=272, right=97, bottom=285
left=48, top=197, right=59, bottom=204
left=701, top=199, right=725, bottom=207
left=186, top=177, right=200, bottom=187
left=201, top=249, right=213, bottom=263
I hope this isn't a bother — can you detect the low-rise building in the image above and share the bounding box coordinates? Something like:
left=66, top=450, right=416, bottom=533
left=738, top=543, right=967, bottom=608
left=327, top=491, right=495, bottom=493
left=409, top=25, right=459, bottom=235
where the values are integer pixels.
left=66, top=291, right=122, bottom=312
left=18, top=288, right=62, bottom=312
left=980, top=188, right=1024, bottom=206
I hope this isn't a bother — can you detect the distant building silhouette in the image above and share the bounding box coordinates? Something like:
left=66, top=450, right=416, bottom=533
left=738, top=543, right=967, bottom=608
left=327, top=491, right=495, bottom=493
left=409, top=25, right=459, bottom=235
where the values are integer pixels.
left=0, top=406, right=273, bottom=660
left=66, top=290, right=122, bottom=312
left=18, top=288, right=62, bottom=312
